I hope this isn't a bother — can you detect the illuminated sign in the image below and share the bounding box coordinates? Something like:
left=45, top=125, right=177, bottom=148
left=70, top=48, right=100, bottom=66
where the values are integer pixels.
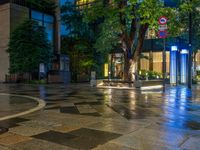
left=104, top=63, right=108, bottom=77
left=158, top=16, right=167, bottom=25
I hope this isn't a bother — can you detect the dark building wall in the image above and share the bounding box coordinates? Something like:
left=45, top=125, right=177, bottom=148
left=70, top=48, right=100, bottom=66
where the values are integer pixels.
left=10, top=3, right=29, bottom=32
left=0, top=3, right=10, bottom=82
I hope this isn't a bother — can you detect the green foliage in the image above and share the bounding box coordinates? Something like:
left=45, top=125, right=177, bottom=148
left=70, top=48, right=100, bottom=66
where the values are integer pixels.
left=61, top=2, right=105, bottom=81
left=139, top=70, right=162, bottom=80
left=61, top=2, right=94, bottom=39
left=7, top=19, right=52, bottom=74
left=27, top=0, right=57, bottom=13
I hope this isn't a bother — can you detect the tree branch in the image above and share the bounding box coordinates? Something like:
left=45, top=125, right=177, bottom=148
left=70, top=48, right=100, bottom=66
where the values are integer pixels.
left=132, top=23, right=149, bottom=61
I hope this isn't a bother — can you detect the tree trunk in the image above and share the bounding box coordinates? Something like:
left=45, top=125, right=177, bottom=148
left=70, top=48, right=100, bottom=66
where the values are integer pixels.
left=123, top=57, right=138, bottom=82
left=123, top=52, right=130, bottom=81
left=133, top=24, right=149, bottom=61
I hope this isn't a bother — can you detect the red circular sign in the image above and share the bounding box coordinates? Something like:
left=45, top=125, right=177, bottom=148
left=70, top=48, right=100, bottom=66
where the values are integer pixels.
left=158, top=16, right=167, bottom=25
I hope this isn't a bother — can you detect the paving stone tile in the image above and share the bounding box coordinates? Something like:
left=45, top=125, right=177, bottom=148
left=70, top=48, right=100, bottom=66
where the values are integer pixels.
left=87, top=121, right=140, bottom=134
left=32, top=131, right=77, bottom=145
left=180, top=137, right=200, bottom=150
left=36, top=128, right=121, bottom=149
left=75, top=101, right=102, bottom=105
left=62, top=136, right=106, bottom=149
left=0, top=145, right=12, bottom=150
left=19, top=120, right=62, bottom=130
left=0, top=132, right=14, bottom=138
left=80, top=112, right=101, bottom=117
left=111, top=128, right=188, bottom=150
left=53, top=125, right=81, bottom=133
left=76, top=104, right=97, bottom=114
left=92, top=142, right=136, bottom=150
left=0, top=133, right=32, bottom=145
left=9, top=125, right=49, bottom=136
left=60, top=106, right=79, bottom=114
left=68, top=128, right=121, bottom=140
left=11, top=138, right=76, bottom=150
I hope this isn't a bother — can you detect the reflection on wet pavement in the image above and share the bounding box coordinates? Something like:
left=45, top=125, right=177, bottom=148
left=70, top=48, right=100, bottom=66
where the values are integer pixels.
left=0, top=84, right=200, bottom=149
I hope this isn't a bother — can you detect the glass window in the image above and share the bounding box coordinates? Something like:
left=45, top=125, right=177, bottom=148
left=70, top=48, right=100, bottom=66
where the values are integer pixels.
left=31, top=10, right=43, bottom=21
left=31, top=10, right=54, bottom=44
left=44, top=22, right=54, bottom=43
left=44, top=14, right=54, bottom=23
left=60, top=0, right=74, bottom=6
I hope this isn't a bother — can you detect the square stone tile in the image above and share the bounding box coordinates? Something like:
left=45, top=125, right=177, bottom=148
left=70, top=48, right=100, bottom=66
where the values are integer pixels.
left=0, top=132, right=13, bottom=138
left=81, top=112, right=101, bottom=117
left=76, top=104, right=97, bottom=114
left=87, top=121, right=140, bottom=134
left=111, top=128, right=187, bottom=150
left=107, top=104, right=135, bottom=120
left=0, top=145, right=12, bottom=150
left=67, top=128, right=121, bottom=149
left=60, top=106, right=79, bottom=114
left=68, top=128, right=121, bottom=141
left=92, top=142, right=135, bottom=150
left=19, top=120, right=62, bottom=130
left=11, top=138, right=76, bottom=150
left=0, top=133, right=32, bottom=145
left=9, top=125, right=49, bottom=136
left=33, top=128, right=121, bottom=149
left=53, top=125, right=81, bottom=133
left=32, top=131, right=77, bottom=145
left=61, top=136, right=107, bottom=149
left=180, top=137, right=200, bottom=150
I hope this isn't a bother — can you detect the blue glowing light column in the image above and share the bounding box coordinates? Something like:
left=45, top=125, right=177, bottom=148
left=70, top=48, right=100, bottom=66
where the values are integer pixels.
left=170, top=46, right=178, bottom=85
left=180, top=49, right=189, bottom=84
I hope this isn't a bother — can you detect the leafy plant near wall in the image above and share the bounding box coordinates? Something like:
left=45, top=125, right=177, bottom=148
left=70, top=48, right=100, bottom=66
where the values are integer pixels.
left=7, top=19, right=52, bottom=79
left=139, top=70, right=162, bottom=80
left=26, top=0, right=57, bottom=13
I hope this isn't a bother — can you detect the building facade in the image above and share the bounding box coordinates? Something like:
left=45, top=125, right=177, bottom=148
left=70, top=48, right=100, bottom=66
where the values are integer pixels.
left=0, top=0, right=70, bottom=83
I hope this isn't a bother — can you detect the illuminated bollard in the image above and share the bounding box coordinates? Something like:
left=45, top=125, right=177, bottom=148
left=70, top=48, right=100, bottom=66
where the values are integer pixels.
left=170, top=46, right=178, bottom=85
left=180, top=49, right=189, bottom=84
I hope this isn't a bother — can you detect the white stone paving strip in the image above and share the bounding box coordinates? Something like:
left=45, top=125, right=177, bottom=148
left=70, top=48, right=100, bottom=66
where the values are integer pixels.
left=0, top=93, right=46, bottom=121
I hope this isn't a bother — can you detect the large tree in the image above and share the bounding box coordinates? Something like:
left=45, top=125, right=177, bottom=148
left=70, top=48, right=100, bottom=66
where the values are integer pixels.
left=61, top=2, right=99, bottom=82
left=83, top=0, right=191, bottom=81
left=7, top=19, right=52, bottom=78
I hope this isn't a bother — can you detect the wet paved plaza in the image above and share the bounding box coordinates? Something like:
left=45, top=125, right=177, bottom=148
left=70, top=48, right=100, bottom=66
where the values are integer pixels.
left=0, top=94, right=38, bottom=118
left=0, top=83, right=200, bottom=150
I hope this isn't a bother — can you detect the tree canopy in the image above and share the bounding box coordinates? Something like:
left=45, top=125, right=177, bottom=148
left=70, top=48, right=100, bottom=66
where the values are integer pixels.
left=7, top=19, right=52, bottom=74
left=26, top=0, right=57, bottom=13
left=83, top=0, right=195, bottom=80
left=61, top=2, right=98, bottom=81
